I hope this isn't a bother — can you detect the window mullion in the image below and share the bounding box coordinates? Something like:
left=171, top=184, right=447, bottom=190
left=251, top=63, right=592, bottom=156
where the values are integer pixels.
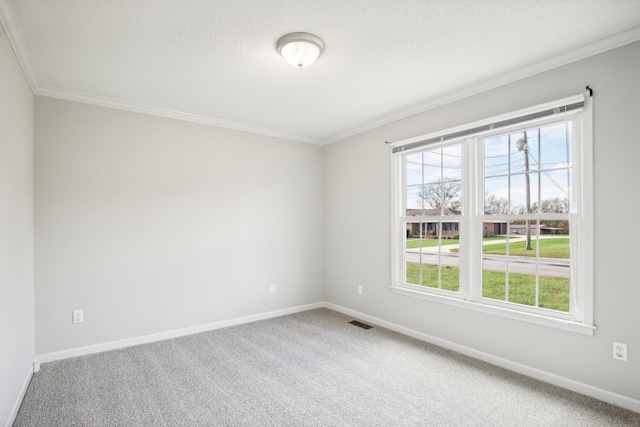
left=391, top=154, right=404, bottom=287
left=460, top=137, right=476, bottom=300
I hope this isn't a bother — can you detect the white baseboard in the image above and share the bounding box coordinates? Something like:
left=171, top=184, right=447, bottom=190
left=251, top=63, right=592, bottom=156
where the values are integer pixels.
left=32, top=301, right=639, bottom=415
left=36, top=302, right=324, bottom=364
left=325, top=302, right=640, bottom=414
left=4, top=365, right=33, bottom=427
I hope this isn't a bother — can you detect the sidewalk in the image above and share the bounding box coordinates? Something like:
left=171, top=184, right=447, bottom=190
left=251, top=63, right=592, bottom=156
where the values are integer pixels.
left=407, top=236, right=527, bottom=254
left=407, top=235, right=569, bottom=264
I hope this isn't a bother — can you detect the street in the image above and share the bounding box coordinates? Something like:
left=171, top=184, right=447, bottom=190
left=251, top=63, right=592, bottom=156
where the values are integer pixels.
left=404, top=252, right=569, bottom=278
left=405, top=236, right=570, bottom=278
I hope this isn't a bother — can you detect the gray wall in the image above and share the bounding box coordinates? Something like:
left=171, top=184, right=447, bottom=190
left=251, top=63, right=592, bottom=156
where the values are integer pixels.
left=0, top=24, right=35, bottom=425
left=325, top=41, right=640, bottom=401
left=34, top=98, right=324, bottom=354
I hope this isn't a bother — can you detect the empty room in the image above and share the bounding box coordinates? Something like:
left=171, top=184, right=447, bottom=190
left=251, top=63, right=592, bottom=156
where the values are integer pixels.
left=2, top=1, right=640, bottom=426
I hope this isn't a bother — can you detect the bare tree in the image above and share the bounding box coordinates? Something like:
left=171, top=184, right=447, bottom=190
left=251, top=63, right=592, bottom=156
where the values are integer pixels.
left=484, top=194, right=510, bottom=215
left=534, top=197, right=570, bottom=233
left=418, top=179, right=462, bottom=212
left=537, top=197, right=569, bottom=214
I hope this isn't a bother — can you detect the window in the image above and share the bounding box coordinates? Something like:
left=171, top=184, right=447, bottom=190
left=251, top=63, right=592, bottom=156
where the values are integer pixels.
left=405, top=143, right=462, bottom=292
left=391, top=94, right=593, bottom=335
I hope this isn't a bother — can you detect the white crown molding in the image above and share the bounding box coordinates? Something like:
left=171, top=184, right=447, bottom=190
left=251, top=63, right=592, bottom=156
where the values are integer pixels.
left=0, top=0, right=39, bottom=94
left=324, top=25, right=640, bottom=145
left=37, top=87, right=324, bottom=145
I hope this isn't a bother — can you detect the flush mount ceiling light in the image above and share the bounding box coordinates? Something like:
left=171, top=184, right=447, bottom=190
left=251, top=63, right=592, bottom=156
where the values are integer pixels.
left=276, top=32, right=325, bottom=68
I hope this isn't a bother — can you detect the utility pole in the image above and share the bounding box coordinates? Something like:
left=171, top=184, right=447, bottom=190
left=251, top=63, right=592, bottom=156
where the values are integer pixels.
left=517, top=135, right=532, bottom=250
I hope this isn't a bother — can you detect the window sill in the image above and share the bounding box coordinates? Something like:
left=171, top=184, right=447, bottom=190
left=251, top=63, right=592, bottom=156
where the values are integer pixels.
left=389, top=285, right=595, bottom=336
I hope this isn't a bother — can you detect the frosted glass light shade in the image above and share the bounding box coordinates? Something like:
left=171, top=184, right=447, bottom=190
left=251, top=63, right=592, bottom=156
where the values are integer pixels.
left=277, top=33, right=324, bottom=68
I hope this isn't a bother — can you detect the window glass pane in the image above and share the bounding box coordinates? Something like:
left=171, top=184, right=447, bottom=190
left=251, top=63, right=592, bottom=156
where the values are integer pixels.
left=482, top=221, right=507, bottom=237
left=405, top=261, right=421, bottom=285
left=538, top=277, right=571, bottom=311
left=405, top=221, right=421, bottom=239
left=406, top=152, right=423, bottom=215
left=419, top=262, right=441, bottom=288
left=481, top=221, right=570, bottom=312
left=404, top=221, right=460, bottom=292
left=507, top=272, right=537, bottom=307
left=484, top=176, right=510, bottom=215
left=484, top=123, right=572, bottom=218
left=406, top=185, right=423, bottom=215
left=423, top=150, right=442, bottom=184
left=539, top=172, right=570, bottom=211
left=408, top=144, right=464, bottom=215
left=406, top=145, right=463, bottom=216
left=509, top=173, right=539, bottom=215
left=405, top=222, right=422, bottom=285
left=509, top=174, right=523, bottom=214
left=533, top=229, right=571, bottom=311
left=535, top=222, right=571, bottom=259
left=540, top=122, right=571, bottom=170
left=484, top=135, right=509, bottom=177
left=539, top=218, right=569, bottom=236
left=406, top=152, right=423, bottom=187
left=442, top=144, right=462, bottom=181
left=482, top=262, right=506, bottom=300
left=418, top=180, right=462, bottom=214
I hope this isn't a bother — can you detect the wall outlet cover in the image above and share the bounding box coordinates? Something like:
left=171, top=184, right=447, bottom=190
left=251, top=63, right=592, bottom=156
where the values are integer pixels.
left=613, top=342, right=627, bottom=361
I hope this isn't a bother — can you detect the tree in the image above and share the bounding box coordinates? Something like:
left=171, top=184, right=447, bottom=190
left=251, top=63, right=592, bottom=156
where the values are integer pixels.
left=534, top=197, right=570, bottom=233
left=537, top=197, right=570, bottom=214
left=417, top=179, right=461, bottom=239
left=418, top=179, right=461, bottom=212
left=484, top=194, right=510, bottom=215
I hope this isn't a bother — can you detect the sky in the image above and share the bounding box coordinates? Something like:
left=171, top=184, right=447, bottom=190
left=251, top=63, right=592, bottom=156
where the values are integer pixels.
left=405, top=120, right=572, bottom=214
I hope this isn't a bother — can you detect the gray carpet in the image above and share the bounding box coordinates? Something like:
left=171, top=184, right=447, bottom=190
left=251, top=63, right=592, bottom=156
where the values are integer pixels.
left=14, top=308, right=640, bottom=426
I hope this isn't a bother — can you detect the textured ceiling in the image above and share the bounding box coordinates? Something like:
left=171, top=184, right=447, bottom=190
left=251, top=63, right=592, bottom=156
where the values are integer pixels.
left=1, top=1, right=640, bottom=144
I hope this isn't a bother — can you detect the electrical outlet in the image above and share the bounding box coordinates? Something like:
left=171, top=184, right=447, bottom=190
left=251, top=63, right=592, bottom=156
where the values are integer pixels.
left=73, top=310, right=83, bottom=324
left=357, top=285, right=363, bottom=295
left=270, top=284, right=276, bottom=294
left=613, top=342, right=627, bottom=361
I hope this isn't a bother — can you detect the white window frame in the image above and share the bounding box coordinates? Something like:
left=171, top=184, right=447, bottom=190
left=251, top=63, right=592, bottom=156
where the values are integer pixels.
left=390, top=93, right=594, bottom=335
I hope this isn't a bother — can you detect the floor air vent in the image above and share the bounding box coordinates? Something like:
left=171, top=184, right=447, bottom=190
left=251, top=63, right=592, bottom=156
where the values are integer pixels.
left=348, top=320, right=373, bottom=330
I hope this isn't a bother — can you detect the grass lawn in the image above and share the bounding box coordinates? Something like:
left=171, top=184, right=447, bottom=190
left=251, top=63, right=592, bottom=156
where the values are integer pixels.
left=481, top=269, right=569, bottom=311
left=482, top=238, right=570, bottom=258
left=405, top=262, right=460, bottom=291
left=405, top=262, right=569, bottom=311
